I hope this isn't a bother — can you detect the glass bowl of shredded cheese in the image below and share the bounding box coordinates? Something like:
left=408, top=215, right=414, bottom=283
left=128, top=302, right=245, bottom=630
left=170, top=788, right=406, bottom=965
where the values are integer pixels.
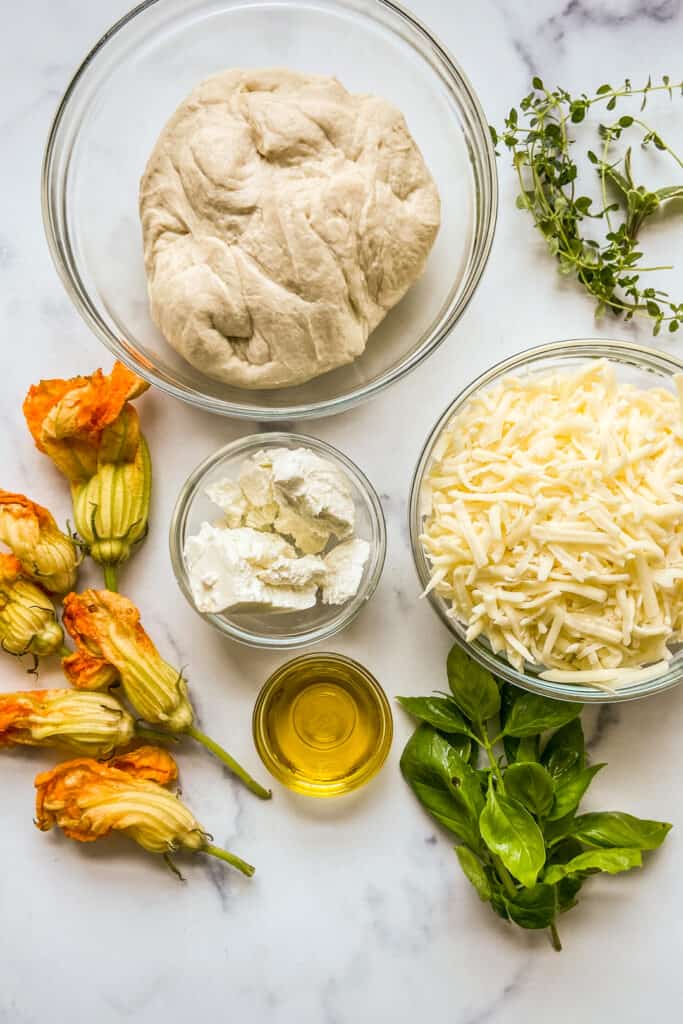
left=410, top=339, right=683, bottom=702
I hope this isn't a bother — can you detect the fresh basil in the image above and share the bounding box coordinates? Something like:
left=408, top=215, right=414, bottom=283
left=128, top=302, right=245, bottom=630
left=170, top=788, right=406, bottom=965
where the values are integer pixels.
left=504, top=883, right=558, bottom=930
left=455, top=846, right=492, bottom=901
left=400, top=724, right=483, bottom=851
left=503, top=691, right=582, bottom=738
left=397, top=695, right=472, bottom=736
left=544, top=812, right=579, bottom=847
left=543, top=838, right=585, bottom=912
left=548, top=763, right=605, bottom=821
left=541, top=718, right=585, bottom=780
left=479, top=780, right=546, bottom=888
left=515, top=735, right=541, bottom=763
left=569, top=812, right=672, bottom=851
left=504, top=762, right=555, bottom=817
left=556, top=876, right=583, bottom=913
left=500, top=684, right=521, bottom=762
left=447, top=644, right=500, bottom=721
left=450, top=734, right=474, bottom=764
left=490, top=886, right=510, bottom=920
left=399, top=646, right=672, bottom=952
left=544, top=847, right=642, bottom=884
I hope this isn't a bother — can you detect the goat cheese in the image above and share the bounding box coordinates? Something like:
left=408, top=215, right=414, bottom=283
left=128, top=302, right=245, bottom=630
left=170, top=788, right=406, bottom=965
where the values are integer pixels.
left=185, top=523, right=324, bottom=613
left=185, top=446, right=370, bottom=615
left=322, top=539, right=371, bottom=605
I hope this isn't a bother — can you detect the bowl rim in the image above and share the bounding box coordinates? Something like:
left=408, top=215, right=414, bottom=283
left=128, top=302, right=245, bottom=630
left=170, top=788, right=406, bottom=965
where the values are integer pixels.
left=41, top=0, right=498, bottom=421
left=251, top=650, right=393, bottom=796
left=409, top=337, right=683, bottom=704
left=169, top=431, right=387, bottom=648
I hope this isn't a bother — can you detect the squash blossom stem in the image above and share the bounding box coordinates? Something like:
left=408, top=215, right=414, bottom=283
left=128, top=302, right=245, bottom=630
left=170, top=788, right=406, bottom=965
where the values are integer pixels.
left=61, top=589, right=272, bottom=799
left=204, top=843, right=255, bottom=877
left=135, top=724, right=179, bottom=745
left=103, top=564, right=119, bottom=592
left=187, top=724, right=272, bottom=800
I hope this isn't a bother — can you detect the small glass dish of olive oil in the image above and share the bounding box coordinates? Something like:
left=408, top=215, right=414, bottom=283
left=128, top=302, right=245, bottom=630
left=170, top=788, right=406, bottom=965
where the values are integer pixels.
left=252, top=653, right=393, bottom=798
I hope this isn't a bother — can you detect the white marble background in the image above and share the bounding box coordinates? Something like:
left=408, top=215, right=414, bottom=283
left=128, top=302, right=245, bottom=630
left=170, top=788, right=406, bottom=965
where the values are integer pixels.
left=2, top=1, right=683, bottom=1021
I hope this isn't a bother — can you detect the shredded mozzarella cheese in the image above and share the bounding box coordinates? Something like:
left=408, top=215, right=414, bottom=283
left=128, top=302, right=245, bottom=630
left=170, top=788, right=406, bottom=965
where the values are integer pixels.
left=421, top=360, right=683, bottom=685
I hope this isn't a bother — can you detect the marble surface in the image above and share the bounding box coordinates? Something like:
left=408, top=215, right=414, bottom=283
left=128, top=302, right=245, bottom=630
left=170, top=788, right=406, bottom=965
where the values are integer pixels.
left=2, top=1, right=683, bottom=1021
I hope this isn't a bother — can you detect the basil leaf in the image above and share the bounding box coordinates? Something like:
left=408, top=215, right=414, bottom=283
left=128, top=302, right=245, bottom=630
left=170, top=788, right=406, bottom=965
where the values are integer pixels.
left=542, top=719, right=585, bottom=779
left=450, top=734, right=474, bottom=764
left=503, top=692, right=582, bottom=738
left=568, top=811, right=672, bottom=850
left=504, top=762, right=555, bottom=817
left=548, top=837, right=583, bottom=865
left=407, top=780, right=478, bottom=846
left=548, top=763, right=605, bottom=821
left=557, top=875, right=583, bottom=913
left=455, top=846, right=492, bottom=901
left=400, top=725, right=484, bottom=851
left=479, top=780, right=546, bottom=888
left=544, top=847, right=642, bottom=884
left=397, top=695, right=472, bottom=736
left=500, top=684, right=520, bottom=762
left=504, top=883, right=558, bottom=930
left=516, top=734, right=540, bottom=763
left=544, top=812, right=578, bottom=848
left=490, top=885, right=510, bottom=920
left=447, top=644, right=500, bottom=722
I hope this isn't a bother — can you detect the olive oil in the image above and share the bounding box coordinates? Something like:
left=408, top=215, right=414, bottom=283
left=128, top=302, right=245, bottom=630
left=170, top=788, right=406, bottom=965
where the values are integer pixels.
left=252, top=654, right=392, bottom=797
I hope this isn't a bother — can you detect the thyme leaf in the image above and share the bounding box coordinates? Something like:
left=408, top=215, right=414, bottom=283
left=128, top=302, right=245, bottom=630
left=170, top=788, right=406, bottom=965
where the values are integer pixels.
left=491, top=75, right=683, bottom=334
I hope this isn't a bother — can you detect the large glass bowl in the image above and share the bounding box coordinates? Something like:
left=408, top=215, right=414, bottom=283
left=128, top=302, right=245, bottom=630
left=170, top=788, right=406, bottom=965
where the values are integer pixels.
left=42, top=0, right=496, bottom=420
left=410, top=339, right=683, bottom=703
left=169, top=432, right=386, bottom=647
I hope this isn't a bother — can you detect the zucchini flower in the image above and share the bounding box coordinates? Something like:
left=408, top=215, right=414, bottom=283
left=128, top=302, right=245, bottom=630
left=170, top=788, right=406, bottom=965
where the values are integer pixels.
left=35, top=750, right=254, bottom=877
left=23, top=362, right=151, bottom=591
left=0, top=490, right=79, bottom=593
left=0, top=688, right=134, bottom=757
left=106, top=744, right=178, bottom=784
left=0, top=553, right=63, bottom=663
left=61, top=589, right=271, bottom=799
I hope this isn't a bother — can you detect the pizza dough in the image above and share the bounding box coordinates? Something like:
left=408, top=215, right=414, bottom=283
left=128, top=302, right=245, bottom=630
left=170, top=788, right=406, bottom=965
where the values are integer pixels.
left=139, top=68, right=441, bottom=389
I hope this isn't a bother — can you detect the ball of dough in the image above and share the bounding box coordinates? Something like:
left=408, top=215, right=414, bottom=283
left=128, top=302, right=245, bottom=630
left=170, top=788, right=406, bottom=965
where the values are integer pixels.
left=139, top=68, right=441, bottom=389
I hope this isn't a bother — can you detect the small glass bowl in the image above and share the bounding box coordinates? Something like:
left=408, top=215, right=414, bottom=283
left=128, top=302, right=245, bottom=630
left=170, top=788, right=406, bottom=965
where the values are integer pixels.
left=42, top=0, right=496, bottom=421
left=170, top=433, right=386, bottom=648
left=410, top=339, right=683, bottom=703
left=252, top=652, right=393, bottom=797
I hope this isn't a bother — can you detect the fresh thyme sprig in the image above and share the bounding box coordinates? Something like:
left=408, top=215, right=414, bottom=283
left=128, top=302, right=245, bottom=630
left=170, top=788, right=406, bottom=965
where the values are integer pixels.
left=491, top=75, right=683, bottom=334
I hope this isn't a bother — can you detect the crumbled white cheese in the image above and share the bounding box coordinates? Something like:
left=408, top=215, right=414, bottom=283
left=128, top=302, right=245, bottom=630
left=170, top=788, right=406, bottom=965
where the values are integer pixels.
left=239, top=459, right=277, bottom=512
left=185, top=447, right=369, bottom=614
left=258, top=554, right=326, bottom=589
left=185, top=524, right=321, bottom=613
left=272, top=501, right=332, bottom=557
left=205, top=479, right=248, bottom=528
left=322, top=539, right=371, bottom=605
left=268, top=449, right=355, bottom=537
left=217, top=448, right=355, bottom=554
left=421, top=360, right=683, bottom=685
